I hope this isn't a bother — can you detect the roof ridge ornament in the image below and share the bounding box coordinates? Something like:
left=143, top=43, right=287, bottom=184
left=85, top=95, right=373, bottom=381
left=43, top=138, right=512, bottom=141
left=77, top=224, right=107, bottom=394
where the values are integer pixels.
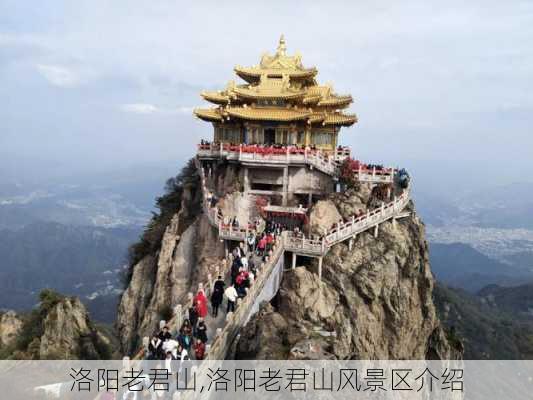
left=276, top=34, right=287, bottom=56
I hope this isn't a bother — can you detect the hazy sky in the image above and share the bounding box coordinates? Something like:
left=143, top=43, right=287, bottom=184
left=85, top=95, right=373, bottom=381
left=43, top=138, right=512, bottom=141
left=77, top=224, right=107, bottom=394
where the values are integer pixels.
left=1, top=1, right=532, bottom=189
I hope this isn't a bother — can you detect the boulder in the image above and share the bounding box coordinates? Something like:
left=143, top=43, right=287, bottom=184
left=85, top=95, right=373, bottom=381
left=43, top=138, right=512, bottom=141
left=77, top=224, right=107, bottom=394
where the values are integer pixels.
left=308, top=200, right=342, bottom=236
left=0, top=311, right=22, bottom=348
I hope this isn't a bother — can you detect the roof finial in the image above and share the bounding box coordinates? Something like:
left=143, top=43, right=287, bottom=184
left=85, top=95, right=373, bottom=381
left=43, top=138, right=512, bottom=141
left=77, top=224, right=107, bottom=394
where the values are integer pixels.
left=277, top=34, right=286, bottom=56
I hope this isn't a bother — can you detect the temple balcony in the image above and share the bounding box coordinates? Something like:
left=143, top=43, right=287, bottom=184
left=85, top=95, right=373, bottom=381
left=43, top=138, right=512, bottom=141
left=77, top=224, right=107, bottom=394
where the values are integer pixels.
left=197, top=143, right=395, bottom=184
left=197, top=143, right=350, bottom=176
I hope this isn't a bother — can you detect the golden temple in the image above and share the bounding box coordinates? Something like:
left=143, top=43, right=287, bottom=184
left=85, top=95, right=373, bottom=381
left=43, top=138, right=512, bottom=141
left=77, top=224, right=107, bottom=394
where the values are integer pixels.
left=194, top=35, right=357, bottom=151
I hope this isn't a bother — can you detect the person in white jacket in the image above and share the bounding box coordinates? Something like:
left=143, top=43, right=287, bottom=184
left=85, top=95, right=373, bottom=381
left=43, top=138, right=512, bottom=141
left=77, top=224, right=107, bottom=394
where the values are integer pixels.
left=224, top=284, right=238, bottom=313
left=162, top=338, right=179, bottom=359
left=240, top=255, right=248, bottom=269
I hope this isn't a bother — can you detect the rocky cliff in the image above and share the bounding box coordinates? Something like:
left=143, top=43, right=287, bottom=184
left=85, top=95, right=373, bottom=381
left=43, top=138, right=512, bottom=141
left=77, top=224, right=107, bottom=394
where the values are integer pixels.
left=0, top=291, right=112, bottom=359
left=118, top=162, right=461, bottom=360
left=235, top=186, right=462, bottom=360
left=117, top=160, right=225, bottom=355
left=39, top=296, right=111, bottom=359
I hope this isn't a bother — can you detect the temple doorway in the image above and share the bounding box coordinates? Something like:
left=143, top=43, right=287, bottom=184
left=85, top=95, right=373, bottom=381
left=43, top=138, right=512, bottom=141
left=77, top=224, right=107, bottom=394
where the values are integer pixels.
left=264, top=128, right=275, bottom=145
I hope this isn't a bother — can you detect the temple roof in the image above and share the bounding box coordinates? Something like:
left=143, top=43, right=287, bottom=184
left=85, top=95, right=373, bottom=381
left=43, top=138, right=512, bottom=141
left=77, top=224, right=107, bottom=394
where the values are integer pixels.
left=195, top=36, right=357, bottom=128
left=234, top=35, right=317, bottom=83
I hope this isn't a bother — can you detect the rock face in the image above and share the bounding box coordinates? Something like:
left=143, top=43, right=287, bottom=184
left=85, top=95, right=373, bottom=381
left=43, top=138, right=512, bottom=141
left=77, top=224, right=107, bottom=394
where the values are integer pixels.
left=0, top=311, right=22, bottom=348
left=39, top=297, right=107, bottom=359
left=308, top=200, right=342, bottom=236
left=219, top=191, right=251, bottom=227
left=117, top=178, right=225, bottom=355
left=236, top=185, right=460, bottom=360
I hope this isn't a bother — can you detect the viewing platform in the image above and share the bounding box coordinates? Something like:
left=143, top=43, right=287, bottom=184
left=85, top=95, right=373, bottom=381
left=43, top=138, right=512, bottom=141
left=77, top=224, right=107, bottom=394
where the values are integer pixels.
left=198, top=143, right=345, bottom=176
left=197, top=143, right=395, bottom=183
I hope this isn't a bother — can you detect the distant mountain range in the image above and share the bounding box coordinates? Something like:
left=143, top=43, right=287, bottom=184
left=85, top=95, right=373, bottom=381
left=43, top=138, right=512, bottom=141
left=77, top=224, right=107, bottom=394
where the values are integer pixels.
left=429, top=242, right=533, bottom=292
left=0, top=221, right=141, bottom=323
left=477, top=283, right=533, bottom=317
left=434, top=283, right=533, bottom=359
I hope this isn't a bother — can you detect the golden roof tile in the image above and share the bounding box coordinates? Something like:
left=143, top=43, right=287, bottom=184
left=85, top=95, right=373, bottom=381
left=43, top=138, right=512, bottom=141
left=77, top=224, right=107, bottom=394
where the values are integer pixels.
left=232, top=75, right=305, bottom=100
left=194, top=108, right=224, bottom=122
left=201, top=91, right=230, bottom=105
left=226, top=106, right=311, bottom=122
left=322, top=113, right=357, bottom=126
left=318, top=95, right=353, bottom=107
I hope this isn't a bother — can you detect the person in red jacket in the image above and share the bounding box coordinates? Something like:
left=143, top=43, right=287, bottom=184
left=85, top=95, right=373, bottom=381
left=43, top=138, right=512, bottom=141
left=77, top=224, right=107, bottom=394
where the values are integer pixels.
left=194, top=289, right=208, bottom=318
left=194, top=338, right=206, bottom=360
left=257, top=235, right=267, bottom=256
left=266, top=232, right=274, bottom=251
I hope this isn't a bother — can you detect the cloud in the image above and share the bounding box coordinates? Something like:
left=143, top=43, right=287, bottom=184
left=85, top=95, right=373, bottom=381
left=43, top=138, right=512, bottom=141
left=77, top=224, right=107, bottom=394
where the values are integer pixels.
left=36, top=64, right=80, bottom=88
left=175, top=106, right=196, bottom=114
left=120, top=104, right=198, bottom=115
left=120, top=103, right=159, bottom=114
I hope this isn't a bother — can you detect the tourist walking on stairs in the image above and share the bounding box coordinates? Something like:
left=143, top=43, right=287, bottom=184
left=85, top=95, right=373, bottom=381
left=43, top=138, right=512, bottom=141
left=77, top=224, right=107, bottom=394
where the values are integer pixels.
left=196, top=318, right=208, bottom=343
left=247, top=232, right=256, bottom=253
left=224, top=284, right=238, bottom=313
left=158, top=326, right=172, bottom=343
left=188, top=304, right=198, bottom=335
left=194, top=338, right=206, bottom=360
left=211, top=275, right=225, bottom=317
left=148, top=334, right=162, bottom=360
left=194, top=289, right=208, bottom=318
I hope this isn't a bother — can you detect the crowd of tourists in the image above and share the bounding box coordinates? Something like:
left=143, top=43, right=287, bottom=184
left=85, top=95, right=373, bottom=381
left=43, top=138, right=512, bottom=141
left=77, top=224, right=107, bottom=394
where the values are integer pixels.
left=144, top=231, right=272, bottom=363
left=147, top=290, right=210, bottom=362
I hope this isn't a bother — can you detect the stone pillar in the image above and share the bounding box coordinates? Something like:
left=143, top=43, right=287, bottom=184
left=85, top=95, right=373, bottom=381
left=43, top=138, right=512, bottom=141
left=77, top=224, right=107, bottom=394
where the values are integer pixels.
left=282, top=166, right=289, bottom=206
left=318, top=257, right=323, bottom=279
left=224, top=240, right=229, bottom=258
left=292, top=252, right=297, bottom=269
left=308, top=192, right=313, bottom=208
left=374, top=224, right=379, bottom=238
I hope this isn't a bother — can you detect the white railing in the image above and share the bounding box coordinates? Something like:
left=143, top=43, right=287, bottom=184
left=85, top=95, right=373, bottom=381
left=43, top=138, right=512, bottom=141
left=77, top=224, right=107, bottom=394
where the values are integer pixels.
left=198, top=143, right=337, bottom=176
left=283, top=232, right=325, bottom=255
left=356, top=165, right=394, bottom=183
left=280, top=187, right=410, bottom=255
left=324, top=188, right=410, bottom=247
left=198, top=143, right=394, bottom=183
